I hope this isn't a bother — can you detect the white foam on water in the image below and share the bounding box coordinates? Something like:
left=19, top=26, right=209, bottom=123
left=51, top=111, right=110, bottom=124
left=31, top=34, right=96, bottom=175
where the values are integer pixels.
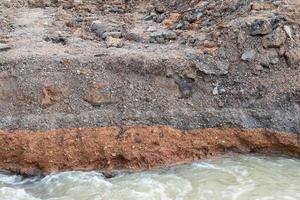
left=0, top=155, right=300, bottom=200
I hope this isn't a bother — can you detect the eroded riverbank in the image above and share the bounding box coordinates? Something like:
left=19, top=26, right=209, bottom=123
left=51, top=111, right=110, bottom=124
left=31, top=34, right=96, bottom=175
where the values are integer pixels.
left=0, top=126, right=299, bottom=175
left=1, top=155, right=300, bottom=200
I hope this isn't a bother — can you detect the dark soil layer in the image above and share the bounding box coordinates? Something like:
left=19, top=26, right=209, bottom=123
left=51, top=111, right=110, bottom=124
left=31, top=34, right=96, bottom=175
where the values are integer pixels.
left=0, top=126, right=299, bottom=175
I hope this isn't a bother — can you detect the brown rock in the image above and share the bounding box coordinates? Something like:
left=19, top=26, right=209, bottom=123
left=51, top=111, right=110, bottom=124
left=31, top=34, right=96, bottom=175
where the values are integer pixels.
left=162, top=13, right=180, bottom=28
left=41, top=82, right=69, bottom=107
left=83, top=82, right=115, bottom=106
left=203, top=40, right=215, bottom=48
left=106, top=37, right=124, bottom=48
left=285, top=47, right=300, bottom=69
left=262, top=27, right=286, bottom=48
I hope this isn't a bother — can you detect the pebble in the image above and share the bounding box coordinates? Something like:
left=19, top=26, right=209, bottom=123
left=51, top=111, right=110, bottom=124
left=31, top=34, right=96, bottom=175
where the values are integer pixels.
left=241, top=50, right=256, bottom=61
left=149, top=30, right=177, bottom=43
left=106, top=37, right=124, bottom=48
left=0, top=43, right=11, bottom=51
left=283, top=25, right=293, bottom=40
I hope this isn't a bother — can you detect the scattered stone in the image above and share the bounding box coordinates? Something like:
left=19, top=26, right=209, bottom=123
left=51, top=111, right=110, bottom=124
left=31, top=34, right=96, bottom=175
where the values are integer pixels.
left=106, top=37, right=124, bottom=48
left=162, top=13, right=180, bottom=28
left=149, top=30, right=177, bottom=44
left=183, top=12, right=200, bottom=23
left=164, top=30, right=177, bottom=40
left=250, top=19, right=273, bottom=36
left=44, top=32, right=67, bottom=45
left=0, top=43, right=11, bottom=52
left=123, top=32, right=143, bottom=42
left=262, top=27, right=286, bottom=48
left=241, top=50, right=256, bottom=61
left=153, top=14, right=167, bottom=23
left=143, top=12, right=157, bottom=21
left=285, top=47, right=300, bottom=69
left=91, top=20, right=123, bottom=38
left=101, top=31, right=122, bottom=40
left=109, top=7, right=125, bottom=13
left=175, top=77, right=194, bottom=99
left=154, top=2, right=166, bottom=13
left=283, top=25, right=293, bottom=40
left=203, top=40, right=215, bottom=48
left=174, top=20, right=189, bottom=30
left=213, top=85, right=219, bottom=95
left=41, top=82, right=69, bottom=107
left=258, top=49, right=279, bottom=68
left=189, top=54, right=229, bottom=75
left=83, top=82, right=115, bottom=106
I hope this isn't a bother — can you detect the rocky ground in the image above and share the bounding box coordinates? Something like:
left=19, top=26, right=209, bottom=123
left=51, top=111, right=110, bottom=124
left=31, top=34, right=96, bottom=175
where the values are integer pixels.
left=0, top=0, right=299, bottom=174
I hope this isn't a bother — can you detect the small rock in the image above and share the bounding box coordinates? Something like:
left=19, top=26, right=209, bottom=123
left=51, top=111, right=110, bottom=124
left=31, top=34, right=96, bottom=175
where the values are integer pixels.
left=149, top=30, right=177, bottom=43
left=154, top=2, right=166, bottom=13
left=44, top=32, right=67, bottom=45
left=101, top=31, right=122, bottom=40
left=241, top=50, right=256, bottom=61
left=250, top=19, right=273, bottom=36
left=109, top=7, right=125, bottom=13
left=262, top=27, right=286, bottom=48
left=84, top=82, right=115, bottom=106
left=175, top=77, right=194, bottom=99
left=150, top=31, right=165, bottom=43
left=285, top=47, right=300, bottom=69
left=106, top=37, right=124, bottom=48
left=283, top=25, right=293, bottom=40
left=41, top=82, right=69, bottom=107
left=213, top=85, right=218, bottom=95
left=143, top=12, right=157, bottom=21
left=189, top=54, right=229, bottom=75
left=258, top=49, right=279, bottom=68
left=91, top=20, right=123, bottom=38
left=153, top=14, right=167, bottom=23
left=164, top=30, right=177, bottom=40
left=175, top=21, right=189, bottom=30
left=0, top=43, right=11, bottom=52
left=203, top=40, right=215, bottom=48
left=123, top=32, right=143, bottom=42
left=183, top=12, right=199, bottom=23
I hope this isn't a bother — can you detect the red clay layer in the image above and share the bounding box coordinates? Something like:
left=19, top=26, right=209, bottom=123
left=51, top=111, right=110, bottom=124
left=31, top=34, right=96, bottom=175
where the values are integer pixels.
left=0, top=126, right=299, bottom=175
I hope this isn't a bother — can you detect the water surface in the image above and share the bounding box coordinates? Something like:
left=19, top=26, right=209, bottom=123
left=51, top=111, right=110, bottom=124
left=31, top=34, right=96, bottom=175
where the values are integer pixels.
left=0, top=155, right=300, bottom=200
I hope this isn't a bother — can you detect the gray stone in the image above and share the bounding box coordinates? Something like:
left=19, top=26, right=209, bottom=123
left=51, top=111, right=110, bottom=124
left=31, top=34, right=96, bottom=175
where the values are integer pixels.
left=0, top=43, right=11, bottom=52
left=91, top=20, right=123, bottom=38
left=106, top=37, right=124, bottom=48
left=189, top=54, right=229, bottom=75
left=149, top=30, right=177, bottom=44
left=258, top=49, right=279, bottom=68
left=241, top=50, right=256, bottom=61
left=101, top=31, right=122, bottom=39
left=143, top=12, right=157, bottom=21
left=250, top=19, right=273, bottom=35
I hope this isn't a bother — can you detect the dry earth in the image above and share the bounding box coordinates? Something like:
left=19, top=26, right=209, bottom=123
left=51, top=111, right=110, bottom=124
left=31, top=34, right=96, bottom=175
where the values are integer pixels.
left=0, top=0, right=299, bottom=174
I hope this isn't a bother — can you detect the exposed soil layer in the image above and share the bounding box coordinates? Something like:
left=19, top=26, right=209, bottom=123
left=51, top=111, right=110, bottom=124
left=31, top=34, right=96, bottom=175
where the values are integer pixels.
left=0, top=126, right=299, bottom=175
left=0, top=0, right=299, bottom=133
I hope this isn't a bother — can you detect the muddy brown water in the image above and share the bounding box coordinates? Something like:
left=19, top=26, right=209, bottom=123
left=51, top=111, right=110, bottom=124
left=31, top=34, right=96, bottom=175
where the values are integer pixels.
left=0, top=155, right=299, bottom=200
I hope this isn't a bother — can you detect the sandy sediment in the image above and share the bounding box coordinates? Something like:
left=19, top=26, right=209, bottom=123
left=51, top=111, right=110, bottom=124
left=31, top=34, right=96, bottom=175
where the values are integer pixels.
left=0, top=126, right=299, bottom=175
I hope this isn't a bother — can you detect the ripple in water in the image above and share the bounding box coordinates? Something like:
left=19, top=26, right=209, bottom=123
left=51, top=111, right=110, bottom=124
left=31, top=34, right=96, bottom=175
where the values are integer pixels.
left=0, top=155, right=300, bottom=200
